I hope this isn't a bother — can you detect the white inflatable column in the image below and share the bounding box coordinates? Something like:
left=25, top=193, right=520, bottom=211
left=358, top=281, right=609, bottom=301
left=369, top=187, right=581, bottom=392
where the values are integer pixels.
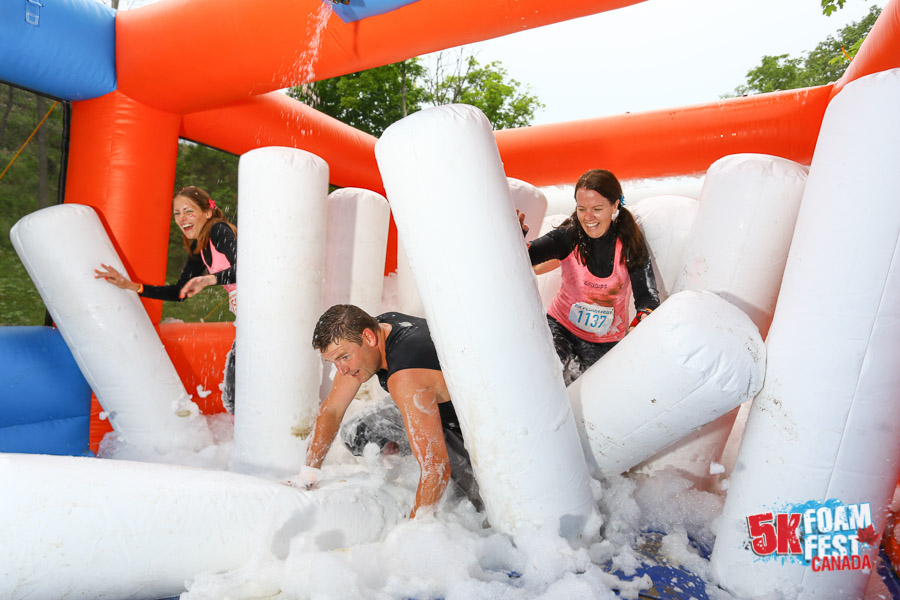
left=672, top=153, right=807, bottom=336
left=0, top=453, right=406, bottom=600
left=711, top=69, right=900, bottom=600
left=375, top=105, right=596, bottom=539
left=232, top=147, right=328, bottom=476
left=629, top=194, right=698, bottom=301
left=568, top=291, right=765, bottom=477
left=534, top=213, right=568, bottom=309
left=508, top=177, right=547, bottom=243
left=10, top=204, right=211, bottom=453
left=323, top=187, right=390, bottom=315
left=394, top=239, right=425, bottom=317
left=638, top=155, right=807, bottom=485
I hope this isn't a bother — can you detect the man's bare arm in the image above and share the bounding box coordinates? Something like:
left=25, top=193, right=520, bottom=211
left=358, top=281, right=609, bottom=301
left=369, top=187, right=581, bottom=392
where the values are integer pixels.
left=388, top=370, right=451, bottom=518
left=305, top=372, right=361, bottom=469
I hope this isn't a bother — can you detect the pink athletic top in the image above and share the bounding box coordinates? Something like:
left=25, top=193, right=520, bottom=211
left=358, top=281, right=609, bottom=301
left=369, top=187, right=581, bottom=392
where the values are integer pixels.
left=547, top=238, right=632, bottom=343
left=202, top=238, right=237, bottom=314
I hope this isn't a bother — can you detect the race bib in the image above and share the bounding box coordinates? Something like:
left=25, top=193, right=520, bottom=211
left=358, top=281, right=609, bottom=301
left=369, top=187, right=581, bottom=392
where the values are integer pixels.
left=228, top=289, right=238, bottom=315
left=568, top=302, right=614, bottom=336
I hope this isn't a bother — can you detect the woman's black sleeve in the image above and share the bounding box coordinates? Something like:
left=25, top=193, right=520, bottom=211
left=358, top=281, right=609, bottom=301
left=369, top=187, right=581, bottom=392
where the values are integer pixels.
left=527, top=228, right=575, bottom=266
left=208, top=222, right=237, bottom=286
left=629, top=242, right=661, bottom=312
left=139, top=253, right=206, bottom=302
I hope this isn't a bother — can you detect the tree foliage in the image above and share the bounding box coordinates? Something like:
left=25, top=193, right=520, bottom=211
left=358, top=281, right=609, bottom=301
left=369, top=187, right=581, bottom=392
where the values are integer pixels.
left=426, top=54, right=543, bottom=130
left=822, top=0, right=848, bottom=16
left=0, top=84, right=66, bottom=324
left=291, top=60, right=429, bottom=137
left=732, top=5, right=881, bottom=96
left=289, top=52, right=544, bottom=135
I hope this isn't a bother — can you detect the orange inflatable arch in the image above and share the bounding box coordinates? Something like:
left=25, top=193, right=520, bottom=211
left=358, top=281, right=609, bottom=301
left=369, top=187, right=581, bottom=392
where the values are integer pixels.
left=71, top=0, right=900, bottom=444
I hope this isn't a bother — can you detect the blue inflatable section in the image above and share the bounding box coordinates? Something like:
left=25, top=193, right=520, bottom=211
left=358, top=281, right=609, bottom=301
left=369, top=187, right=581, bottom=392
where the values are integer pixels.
left=0, top=327, right=92, bottom=456
left=331, top=0, right=419, bottom=23
left=0, top=0, right=116, bottom=101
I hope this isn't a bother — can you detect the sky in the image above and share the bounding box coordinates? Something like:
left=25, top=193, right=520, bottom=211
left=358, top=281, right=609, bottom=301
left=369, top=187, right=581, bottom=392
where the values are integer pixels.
left=424, top=0, right=880, bottom=125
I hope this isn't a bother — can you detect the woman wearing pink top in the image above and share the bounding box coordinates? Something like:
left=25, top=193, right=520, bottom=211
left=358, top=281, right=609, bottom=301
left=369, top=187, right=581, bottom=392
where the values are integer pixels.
left=528, top=169, right=659, bottom=385
left=95, top=186, right=238, bottom=412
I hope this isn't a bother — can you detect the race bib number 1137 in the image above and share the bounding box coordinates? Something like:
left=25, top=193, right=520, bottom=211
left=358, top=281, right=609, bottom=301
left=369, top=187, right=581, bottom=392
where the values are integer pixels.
left=569, top=302, right=614, bottom=336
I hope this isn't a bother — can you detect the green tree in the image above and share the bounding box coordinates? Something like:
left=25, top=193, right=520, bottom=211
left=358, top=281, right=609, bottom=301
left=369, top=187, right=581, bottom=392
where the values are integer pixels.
left=290, top=60, right=429, bottom=137
left=426, top=53, right=544, bottom=130
left=822, top=0, right=848, bottom=16
left=289, top=52, right=543, bottom=134
left=0, top=84, right=66, bottom=325
left=732, top=5, right=881, bottom=96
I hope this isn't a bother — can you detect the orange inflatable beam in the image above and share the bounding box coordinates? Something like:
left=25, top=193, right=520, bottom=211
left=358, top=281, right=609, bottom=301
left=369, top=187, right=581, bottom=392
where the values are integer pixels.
left=497, top=86, right=833, bottom=185
left=157, top=322, right=235, bottom=415
left=181, top=92, right=382, bottom=193
left=66, top=90, right=182, bottom=323
left=832, top=0, right=900, bottom=96
left=116, top=0, right=646, bottom=114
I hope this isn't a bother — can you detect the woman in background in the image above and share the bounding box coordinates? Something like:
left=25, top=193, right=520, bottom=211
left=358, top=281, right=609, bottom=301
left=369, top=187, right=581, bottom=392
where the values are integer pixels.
left=95, top=186, right=238, bottom=413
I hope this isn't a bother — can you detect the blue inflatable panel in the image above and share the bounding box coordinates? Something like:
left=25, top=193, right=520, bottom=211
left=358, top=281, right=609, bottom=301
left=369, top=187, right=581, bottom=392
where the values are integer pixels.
left=0, top=327, right=91, bottom=455
left=0, top=0, right=116, bottom=101
left=0, top=417, right=91, bottom=456
left=330, top=0, right=419, bottom=23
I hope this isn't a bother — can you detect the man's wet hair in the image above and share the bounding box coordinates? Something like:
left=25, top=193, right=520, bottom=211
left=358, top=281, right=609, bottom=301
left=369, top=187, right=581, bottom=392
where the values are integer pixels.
left=312, top=304, right=381, bottom=351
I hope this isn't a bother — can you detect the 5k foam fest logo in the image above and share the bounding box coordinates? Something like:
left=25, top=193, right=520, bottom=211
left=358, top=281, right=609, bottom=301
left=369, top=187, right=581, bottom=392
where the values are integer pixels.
left=747, top=500, right=877, bottom=572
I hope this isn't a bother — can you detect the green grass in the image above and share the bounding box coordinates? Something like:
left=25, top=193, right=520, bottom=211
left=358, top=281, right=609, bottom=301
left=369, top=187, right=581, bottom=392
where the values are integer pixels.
left=0, top=227, right=235, bottom=326
left=0, top=244, right=47, bottom=326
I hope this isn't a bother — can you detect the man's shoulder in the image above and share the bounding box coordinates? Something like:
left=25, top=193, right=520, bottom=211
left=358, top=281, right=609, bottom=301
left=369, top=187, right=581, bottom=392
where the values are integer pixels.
left=377, top=311, right=419, bottom=324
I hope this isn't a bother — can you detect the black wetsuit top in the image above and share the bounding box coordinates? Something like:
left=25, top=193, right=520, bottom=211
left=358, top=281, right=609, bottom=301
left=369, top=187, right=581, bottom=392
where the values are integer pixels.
left=140, top=222, right=237, bottom=302
left=527, top=223, right=660, bottom=312
left=375, top=312, right=442, bottom=393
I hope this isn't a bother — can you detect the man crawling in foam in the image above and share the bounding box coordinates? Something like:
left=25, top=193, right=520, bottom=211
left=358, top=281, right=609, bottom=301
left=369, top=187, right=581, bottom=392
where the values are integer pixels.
left=306, top=304, right=480, bottom=518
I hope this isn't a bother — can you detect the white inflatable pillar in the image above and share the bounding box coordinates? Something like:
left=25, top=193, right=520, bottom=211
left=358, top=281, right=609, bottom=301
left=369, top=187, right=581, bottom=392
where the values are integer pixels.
left=508, top=177, right=547, bottom=243
left=375, top=105, right=596, bottom=539
left=323, top=187, right=390, bottom=315
left=534, top=213, right=568, bottom=309
left=629, top=194, right=698, bottom=300
left=394, top=239, right=425, bottom=317
left=672, top=153, right=808, bottom=337
left=567, top=291, right=765, bottom=477
left=10, top=204, right=211, bottom=453
left=639, top=155, right=807, bottom=485
left=0, top=453, right=406, bottom=600
left=232, top=147, right=328, bottom=476
left=711, top=69, right=900, bottom=600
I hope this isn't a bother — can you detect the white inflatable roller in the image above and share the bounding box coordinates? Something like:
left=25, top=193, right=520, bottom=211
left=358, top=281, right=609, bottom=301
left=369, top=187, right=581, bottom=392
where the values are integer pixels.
left=711, top=69, right=900, bottom=600
left=629, top=194, right=698, bottom=301
left=534, top=213, right=568, bottom=309
left=672, top=153, right=807, bottom=337
left=375, top=104, right=597, bottom=540
left=232, top=147, right=328, bottom=477
left=394, top=237, right=425, bottom=317
left=508, top=177, right=548, bottom=243
left=323, top=187, right=390, bottom=315
left=567, top=290, right=765, bottom=478
left=395, top=178, right=543, bottom=316
left=639, top=155, right=807, bottom=483
left=0, top=453, right=406, bottom=600
left=9, top=204, right=211, bottom=453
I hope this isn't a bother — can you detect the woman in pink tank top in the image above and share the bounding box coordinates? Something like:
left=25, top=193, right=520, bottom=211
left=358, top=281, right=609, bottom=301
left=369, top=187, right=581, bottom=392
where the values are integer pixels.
left=527, top=170, right=659, bottom=385
left=95, top=186, right=238, bottom=413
